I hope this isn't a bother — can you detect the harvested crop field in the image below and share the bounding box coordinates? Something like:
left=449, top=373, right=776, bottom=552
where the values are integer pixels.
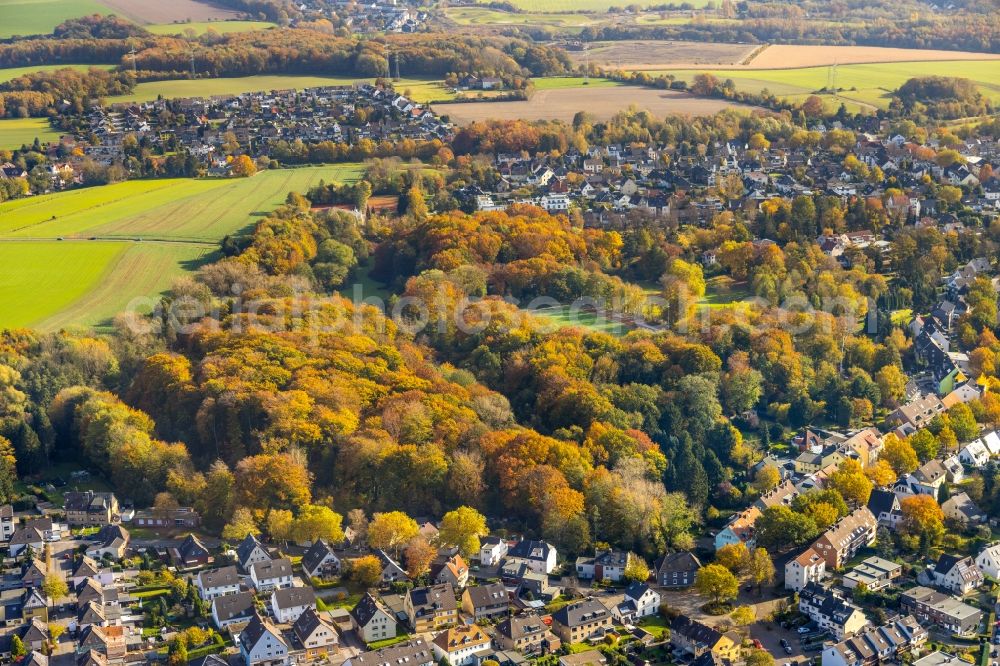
left=568, top=40, right=759, bottom=70
left=745, top=44, right=1000, bottom=69
left=95, top=0, right=240, bottom=24
left=442, top=87, right=752, bottom=124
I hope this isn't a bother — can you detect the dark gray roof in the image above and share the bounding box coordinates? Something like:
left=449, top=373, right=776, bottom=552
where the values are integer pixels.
left=212, top=591, right=255, bottom=622
left=407, top=583, right=457, bottom=615
left=301, top=539, right=337, bottom=575
left=293, top=607, right=331, bottom=642
left=508, top=540, right=553, bottom=561
left=463, top=582, right=508, bottom=609
left=497, top=614, right=547, bottom=640
left=236, top=533, right=267, bottom=565
left=349, top=639, right=434, bottom=666
left=671, top=615, right=722, bottom=647
left=655, top=551, right=701, bottom=575
left=250, top=557, right=292, bottom=580
left=272, top=586, right=315, bottom=610
left=198, top=565, right=240, bottom=590
left=238, top=613, right=284, bottom=653
left=352, top=592, right=392, bottom=626
left=552, top=599, right=609, bottom=628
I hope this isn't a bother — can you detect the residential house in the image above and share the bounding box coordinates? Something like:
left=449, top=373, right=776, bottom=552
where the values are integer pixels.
left=301, top=539, right=340, bottom=580
left=211, top=590, right=256, bottom=629
left=19, top=617, right=49, bottom=652
left=20, top=559, right=47, bottom=589
left=0, top=505, right=15, bottom=542
left=21, top=589, right=47, bottom=622
left=271, top=586, right=315, bottom=624
left=238, top=613, right=289, bottom=666
left=170, top=534, right=210, bottom=568
left=575, top=549, right=631, bottom=582
left=559, top=650, right=607, bottom=666
left=821, top=616, right=927, bottom=666
left=785, top=547, right=827, bottom=592
left=612, top=582, right=660, bottom=623
left=432, top=553, right=469, bottom=589
left=351, top=592, right=397, bottom=644
left=867, top=490, right=903, bottom=529
left=196, top=566, right=242, bottom=601
left=479, top=536, right=508, bottom=566
left=405, top=583, right=458, bottom=633
left=550, top=599, right=612, bottom=643
left=461, top=582, right=508, bottom=621
left=375, top=549, right=408, bottom=584
left=799, top=582, right=869, bottom=640
left=64, top=491, right=119, bottom=526
left=713, top=506, right=762, bottom=551
left=85, top=525, right=129, bottom=560
left=841, top=428, right=884, bottom=468
left=900, top=586, right=982, bottom=634
left=975, top=541, right=1000, bottom=579
left=843, top=557, right=902, bottom=591
left=8, top=525, right=45, bottom=558
left=811, top=507, right=878, bottom=569
left=929, top=554, right=983, bottom=595
left=942, top=492, right=987, bottom=526
left=237, top=533, right=272, bottom=573
left=506, top=540, right=557, bottom=574
left=292, top=608, right=338, bottom=660
left=495, top=614, right=560, bottom=655
left=887, top=394, right=945, bottom=435
left=77, top=625, right=126, bottom=661
left=344, top=639, right=436, bottom=666
left=669, top=615, right=741, bottom=660
left=249, top=558, right=294, bottom=593
left=71, top=557, right=112, bottom=588
left=432, top=624, right=491, bottom=666
left=796, top=445, right=847, bottom=474
left=654, top=552, right=701, bottom=589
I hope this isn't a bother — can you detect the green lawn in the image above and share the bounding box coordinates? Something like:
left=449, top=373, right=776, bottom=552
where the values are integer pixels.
left=700, top=276, right=752, bottom=309
left=532, top=76, right=624, bottom=90
left=0, top=118, right=61, bottom=150
left=0, top=166, right=364, bottom=330
left=145, top=20, right=277, bottom=35
left=0, top=0, right=112, bottom=38
left=0, top=241, right=126, bottom=328
left=106, top=75, right=455, bottom=104
left=475, top=0, right=711, bottom=10
left=653, top=60, right=1000, bottom=111
left=530, top=305, right=629, bottom=337
left=446, top=6, right=602, bottom=26
left=0, top=63, right=116, bottom=84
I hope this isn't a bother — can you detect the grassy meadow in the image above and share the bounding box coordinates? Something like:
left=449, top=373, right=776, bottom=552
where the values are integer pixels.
left=0, top=118, right=61, bottom=150
left=655, top=60, right=1000, bottom=111
left=474, top=0, right=710, bottom=10
left=106, top=75, right=456, bottom=104
left=145, top=20, right=277, bottom=35
left=0, top=165, right=363, bottom=329
left=0, top=64, right=116, bottom=84
left=0, top=0, right=111, bottom=37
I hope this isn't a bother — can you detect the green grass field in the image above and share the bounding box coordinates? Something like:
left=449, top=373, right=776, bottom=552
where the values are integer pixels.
left=530, top=305, right=629, bottom=336
left=0, top=64, right=116, bottom=84
left=145, top=20, right=277, bottom=35
left=107, top=75, right=454, bottom=104
left=532, top=76, right=623, bottom=90
left=0, top=0, right=112, bottom=38
left=0, top=165, right=363, bottom=330
left=0, top=118, right=61, bottom=150
left=446, top=6, right=601, bottom=26
left=474, top=0, right=710, bottom=10
left=655, top=60, right=1000, bottom=111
